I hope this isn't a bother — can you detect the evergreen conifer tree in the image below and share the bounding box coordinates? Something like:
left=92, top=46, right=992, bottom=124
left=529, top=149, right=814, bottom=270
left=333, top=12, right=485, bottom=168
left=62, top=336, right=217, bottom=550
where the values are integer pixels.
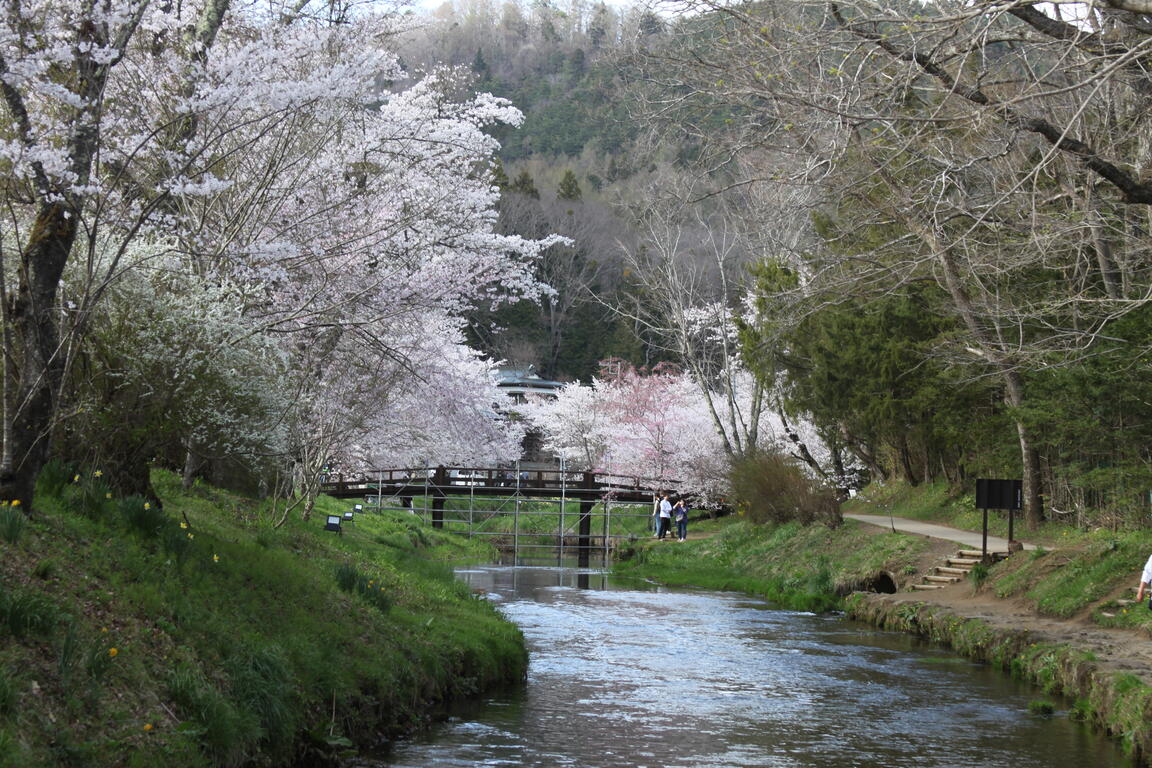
left=557, top=169, right=583, bottom=201
left=511, top=170, right=540, bottom=199
left=491, top=158, right=510, bottom=189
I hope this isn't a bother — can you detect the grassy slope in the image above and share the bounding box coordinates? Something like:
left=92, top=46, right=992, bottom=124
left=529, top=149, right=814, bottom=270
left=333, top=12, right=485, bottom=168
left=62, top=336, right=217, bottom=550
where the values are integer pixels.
left=0, top=469, right=526, bottom=768
left=847, top=481, right=1152, bottom=630
left=613, top=516, right=931, bottom=611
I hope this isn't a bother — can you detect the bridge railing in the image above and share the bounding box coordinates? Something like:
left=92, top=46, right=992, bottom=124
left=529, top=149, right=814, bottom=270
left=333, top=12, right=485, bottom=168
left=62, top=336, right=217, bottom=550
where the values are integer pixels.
left=319, top=466, right=682, bottom=498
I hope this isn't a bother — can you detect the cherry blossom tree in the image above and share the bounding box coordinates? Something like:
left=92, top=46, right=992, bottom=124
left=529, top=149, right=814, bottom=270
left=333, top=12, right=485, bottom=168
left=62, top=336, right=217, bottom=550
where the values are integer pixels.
left=525, top=361, right=827, bottom=501
left=1, top=0, right=560, bottom=508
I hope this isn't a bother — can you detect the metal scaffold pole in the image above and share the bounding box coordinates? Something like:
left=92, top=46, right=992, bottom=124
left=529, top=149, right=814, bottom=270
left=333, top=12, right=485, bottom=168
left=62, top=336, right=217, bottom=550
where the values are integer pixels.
left=603, top=497, right=610, bottom=566
left=422, top=462, right=429, bottom=524
left=514, top=458, right=521, bottom=563
left=559, top=457, right=566, bottom=565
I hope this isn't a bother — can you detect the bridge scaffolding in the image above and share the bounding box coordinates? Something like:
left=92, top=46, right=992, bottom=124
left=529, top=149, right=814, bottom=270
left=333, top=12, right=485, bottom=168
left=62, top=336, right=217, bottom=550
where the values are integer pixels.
left=320, top=462, right=673, bottom=566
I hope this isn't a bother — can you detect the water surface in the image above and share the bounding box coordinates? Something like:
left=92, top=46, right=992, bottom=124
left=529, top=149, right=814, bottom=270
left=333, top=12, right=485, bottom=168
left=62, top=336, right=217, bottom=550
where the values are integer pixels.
left=367, top=566, right=1129, bottom=768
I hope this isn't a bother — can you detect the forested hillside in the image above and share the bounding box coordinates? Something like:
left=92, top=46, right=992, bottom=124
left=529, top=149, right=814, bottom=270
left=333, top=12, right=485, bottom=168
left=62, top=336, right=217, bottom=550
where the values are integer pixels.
left=407, top=0, right=1152, bottom=529
left=4, top=0, right=1152, bottom=534
left=400, top=0, right=672, bottom=381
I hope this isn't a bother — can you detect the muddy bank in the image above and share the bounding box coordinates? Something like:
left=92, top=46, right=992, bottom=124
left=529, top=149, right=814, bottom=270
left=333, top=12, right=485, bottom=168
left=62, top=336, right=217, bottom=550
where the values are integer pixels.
left=846, top=592, right=1152, bottom=762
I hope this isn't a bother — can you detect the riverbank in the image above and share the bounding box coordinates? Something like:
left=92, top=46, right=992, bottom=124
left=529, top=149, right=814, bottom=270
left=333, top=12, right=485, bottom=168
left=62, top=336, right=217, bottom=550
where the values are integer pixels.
left=0, top=469, right=527, bottom=768
left=846, top=590, right=1152, bottom=760
left=616, top=489, right=1152, bottom=763
left=613, top=516, right=946, bottom=610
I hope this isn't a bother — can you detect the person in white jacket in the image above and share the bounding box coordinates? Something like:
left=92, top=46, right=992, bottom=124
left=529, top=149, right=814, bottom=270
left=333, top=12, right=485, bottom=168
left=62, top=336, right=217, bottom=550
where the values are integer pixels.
left=1137, top=554, right=1152, bottom=605
left=657, top=494, right=673, bottom=540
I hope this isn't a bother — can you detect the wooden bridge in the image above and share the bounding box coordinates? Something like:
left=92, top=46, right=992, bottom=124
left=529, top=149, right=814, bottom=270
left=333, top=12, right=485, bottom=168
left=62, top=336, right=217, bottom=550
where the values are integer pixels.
left=319, top=465, right=683, bottom=566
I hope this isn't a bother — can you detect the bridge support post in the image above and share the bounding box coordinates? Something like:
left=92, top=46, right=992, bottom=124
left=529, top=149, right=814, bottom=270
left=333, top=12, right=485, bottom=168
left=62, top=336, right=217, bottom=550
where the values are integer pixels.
left=431, top=465, right=447, bottom=529
left=578, top=472, right=595, bottom=568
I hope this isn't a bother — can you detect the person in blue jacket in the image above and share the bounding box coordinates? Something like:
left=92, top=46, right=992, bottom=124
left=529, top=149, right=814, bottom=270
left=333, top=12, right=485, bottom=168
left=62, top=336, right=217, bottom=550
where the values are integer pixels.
left=673, top=499, right=688, bottom=542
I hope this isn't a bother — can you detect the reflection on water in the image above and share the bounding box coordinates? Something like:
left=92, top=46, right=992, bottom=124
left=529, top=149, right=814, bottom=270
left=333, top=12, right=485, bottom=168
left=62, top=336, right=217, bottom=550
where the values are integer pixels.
left=362, top=566, right=1131, bottom=768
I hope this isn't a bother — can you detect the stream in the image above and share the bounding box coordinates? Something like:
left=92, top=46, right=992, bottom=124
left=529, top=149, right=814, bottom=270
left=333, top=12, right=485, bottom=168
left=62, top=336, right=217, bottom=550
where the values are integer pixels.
left=363, top=566, right=1131, bottom=768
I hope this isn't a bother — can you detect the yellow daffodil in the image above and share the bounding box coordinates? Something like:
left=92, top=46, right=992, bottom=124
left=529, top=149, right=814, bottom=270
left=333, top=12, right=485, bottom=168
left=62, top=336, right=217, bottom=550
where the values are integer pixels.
left=212, top=554, right=219, bottom=563
left=105, top=493, right=112, bottom=499
left=73, top=474, right=80, bottom=482
left=187, top=533, right=194, bottom=540
left=143, top=723, right=153, bottom=732
left=143, top=502, right=150, bottom=510
left=179, top=521, right=188, bottom=529
left=94, top=470, right=103, bottom=477
left=108, top=648, right=118, bottom=658
left=10, top=500, right=19, bottom=507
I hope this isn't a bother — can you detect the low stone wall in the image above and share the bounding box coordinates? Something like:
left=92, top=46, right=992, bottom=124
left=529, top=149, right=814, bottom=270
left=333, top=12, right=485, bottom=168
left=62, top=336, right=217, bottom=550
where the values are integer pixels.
left=845, top=593, right=1152, bottom=762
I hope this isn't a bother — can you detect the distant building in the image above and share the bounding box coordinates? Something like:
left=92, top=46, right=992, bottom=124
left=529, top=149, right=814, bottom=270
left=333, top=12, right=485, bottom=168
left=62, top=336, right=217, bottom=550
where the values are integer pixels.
left=493, top=366, right=566, bottom=405
left=493, top=366, right=566, bottom=467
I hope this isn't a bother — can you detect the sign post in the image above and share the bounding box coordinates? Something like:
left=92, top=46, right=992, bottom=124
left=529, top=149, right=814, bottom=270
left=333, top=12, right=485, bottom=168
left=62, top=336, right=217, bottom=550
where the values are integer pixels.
left=975, top=478, right=1023, bottom=562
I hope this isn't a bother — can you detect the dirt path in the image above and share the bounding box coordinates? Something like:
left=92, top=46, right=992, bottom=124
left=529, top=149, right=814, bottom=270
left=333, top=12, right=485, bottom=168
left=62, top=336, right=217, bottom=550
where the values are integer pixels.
left=851, top=513, right=1152, bottom=684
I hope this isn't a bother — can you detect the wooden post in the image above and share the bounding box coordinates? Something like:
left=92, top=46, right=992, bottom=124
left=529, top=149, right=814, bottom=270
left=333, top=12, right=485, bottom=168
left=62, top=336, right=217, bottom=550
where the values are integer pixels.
left=578, top=471, right=595, bottom=568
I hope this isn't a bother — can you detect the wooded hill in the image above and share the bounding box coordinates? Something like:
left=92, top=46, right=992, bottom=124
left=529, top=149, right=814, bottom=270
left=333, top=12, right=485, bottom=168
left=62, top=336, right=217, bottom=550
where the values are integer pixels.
left=407, top=0, right=1152, bottom=530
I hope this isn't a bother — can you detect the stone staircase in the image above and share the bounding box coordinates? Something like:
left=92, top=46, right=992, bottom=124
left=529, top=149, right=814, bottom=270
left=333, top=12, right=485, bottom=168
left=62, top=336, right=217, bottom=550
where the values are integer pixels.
left=910, top=549, right=1005, bottom=591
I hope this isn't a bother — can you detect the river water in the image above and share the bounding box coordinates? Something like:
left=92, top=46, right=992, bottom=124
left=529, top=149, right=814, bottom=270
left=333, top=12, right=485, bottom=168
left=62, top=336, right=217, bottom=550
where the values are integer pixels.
left=366, top=566, right=1131, bottom=768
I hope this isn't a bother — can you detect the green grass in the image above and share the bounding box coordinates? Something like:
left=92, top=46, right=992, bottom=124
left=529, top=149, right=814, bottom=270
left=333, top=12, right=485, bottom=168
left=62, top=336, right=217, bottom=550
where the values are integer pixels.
left=849, top=480, right=1152, bottom=627
left=613, top=517, right=930, bottom=612
left=0, top=508, right=24, bottom=546
left=844, top=480, right=1071, bottom=548
left=0, top=468, right=527, bottom=767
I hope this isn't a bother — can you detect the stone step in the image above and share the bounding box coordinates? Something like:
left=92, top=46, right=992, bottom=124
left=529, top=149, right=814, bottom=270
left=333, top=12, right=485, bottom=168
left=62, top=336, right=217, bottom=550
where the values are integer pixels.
left=911, top=583, right=943, bottom=590
left=924, top=574, right=961, bottom=584
left=936, top=566, right=970, bottom=576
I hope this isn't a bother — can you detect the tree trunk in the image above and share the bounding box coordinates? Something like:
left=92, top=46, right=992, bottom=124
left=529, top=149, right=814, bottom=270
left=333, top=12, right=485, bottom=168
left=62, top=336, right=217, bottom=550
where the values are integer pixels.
left=183, top=445, right=205, bottom=490
left=1003, top=368, right=1044, bottom=528
left=0, top=203, right=78, bottom=509
left=913, top=223, right=1046, bottom=529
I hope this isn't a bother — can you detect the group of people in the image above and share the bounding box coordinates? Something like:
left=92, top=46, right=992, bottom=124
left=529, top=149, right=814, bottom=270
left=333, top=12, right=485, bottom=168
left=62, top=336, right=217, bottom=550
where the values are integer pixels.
left=653, top=493, right=688, bottom=542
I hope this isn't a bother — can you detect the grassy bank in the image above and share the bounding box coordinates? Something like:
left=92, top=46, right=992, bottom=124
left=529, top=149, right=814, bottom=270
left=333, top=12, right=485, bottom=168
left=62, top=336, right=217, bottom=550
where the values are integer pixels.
left=844, top=480, right=1073, bottom=547
left=0, top=468, right=527, bottom=768
left=849, top=481, right=1152, bottom=631
left=846, top=594, right=1152, bottom=761
left=613, top=517, right=931, bottom=611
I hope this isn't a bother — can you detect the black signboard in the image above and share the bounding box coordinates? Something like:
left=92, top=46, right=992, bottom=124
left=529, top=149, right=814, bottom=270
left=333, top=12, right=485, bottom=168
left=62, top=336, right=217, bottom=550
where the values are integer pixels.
left=975, top=478, right=1022, bottom=511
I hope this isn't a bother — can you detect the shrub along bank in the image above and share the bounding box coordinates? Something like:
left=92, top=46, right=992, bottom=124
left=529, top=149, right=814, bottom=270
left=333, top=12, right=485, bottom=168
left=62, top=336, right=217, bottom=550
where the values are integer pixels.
left=0, top=468, right=526, bottom=768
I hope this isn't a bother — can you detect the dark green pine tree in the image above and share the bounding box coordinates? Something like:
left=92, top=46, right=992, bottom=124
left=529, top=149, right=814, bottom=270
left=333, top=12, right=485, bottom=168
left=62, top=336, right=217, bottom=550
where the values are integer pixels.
left=472, top=48, right=490, bottom=76
left=557, top=169, right=582, bottom=201
left=490, top=158, right=509, bottom=189
left=510, top=169, right=540, bottom=199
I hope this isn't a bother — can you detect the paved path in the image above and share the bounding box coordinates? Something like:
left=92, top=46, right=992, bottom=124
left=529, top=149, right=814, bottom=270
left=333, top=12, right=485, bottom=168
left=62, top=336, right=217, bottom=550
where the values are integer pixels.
left=844, top=513, right=1038, bottom=552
